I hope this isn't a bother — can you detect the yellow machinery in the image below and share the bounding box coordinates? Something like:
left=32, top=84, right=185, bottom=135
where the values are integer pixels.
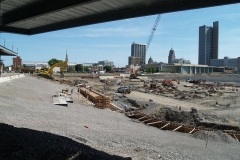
left=38, top=60, right=68, bottom=79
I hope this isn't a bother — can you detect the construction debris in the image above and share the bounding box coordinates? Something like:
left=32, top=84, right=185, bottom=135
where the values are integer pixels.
left=52, top=95, right=68, bottom=107
left=36, top=73, right=240, bottom=143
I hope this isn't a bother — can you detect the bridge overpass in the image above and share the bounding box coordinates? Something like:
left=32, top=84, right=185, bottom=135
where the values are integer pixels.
left=0, top=0, right=239, bottom=35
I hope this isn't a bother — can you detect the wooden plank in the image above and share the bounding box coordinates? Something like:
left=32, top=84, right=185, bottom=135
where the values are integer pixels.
left=160, top=123, right=170, bottom=130
left=138, top=116, right=147, bottom=121
left=109, top=103, right=124, bottom=111
left=189, top=128, right=195, bottom=134
left=173, top=125, right=182, bottom=131
left=148, top=121, right=162, bottom=125
left=233, top=134, right=239, bottom=142
left=142, top=118, right=155, bottom=123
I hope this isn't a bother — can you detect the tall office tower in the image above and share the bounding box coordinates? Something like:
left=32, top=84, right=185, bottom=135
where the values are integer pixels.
left=212, top=21, right=219, bottom=59
left=168, top=48, right=175, bottom=64
left=198, top=21, right=219, bottom=65
left=131, top=42, right=146, bottom=64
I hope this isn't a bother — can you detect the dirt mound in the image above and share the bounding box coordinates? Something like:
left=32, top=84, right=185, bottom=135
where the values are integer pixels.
left=165, top=109, right=200, bottom=124
left=0, top=123, right=131, bottom=160
left=143, top=107, right=199, bottom=125
left=192, top=130, right=237, bottom=144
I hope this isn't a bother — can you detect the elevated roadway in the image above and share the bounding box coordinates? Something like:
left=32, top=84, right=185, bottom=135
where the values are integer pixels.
left=0, top=0, right=239, bottom=35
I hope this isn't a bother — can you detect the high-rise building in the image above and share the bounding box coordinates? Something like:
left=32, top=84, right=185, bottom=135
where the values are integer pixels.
left=168, top=48, right=175, bottom=64
left=128, top=56, right=141, bottom=66
left=198, top=21, right=219, bottom=65
left=98, top=60, right=114, bottom=67
left=131, top=42, right=146, bottom=64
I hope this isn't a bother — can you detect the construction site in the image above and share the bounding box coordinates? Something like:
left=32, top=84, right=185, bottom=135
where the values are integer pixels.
left=53, top=73, right=240, bottom=135
left=1, top=1, right=240, bottom=159
left=1, top=72, right=240, bottom=159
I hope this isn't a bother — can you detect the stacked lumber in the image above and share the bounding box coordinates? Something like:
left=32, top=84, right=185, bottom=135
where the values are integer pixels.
left=79, top=87, right=110, bottom=109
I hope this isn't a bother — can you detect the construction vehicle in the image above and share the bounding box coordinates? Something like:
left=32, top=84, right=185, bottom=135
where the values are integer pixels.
left=38, top=60, right=68, bottom=79
left=117, top=86, right=131, bottom=94
left=129, top=72, right=138, bottom=79
left=162, top=79, right=180, bottom=87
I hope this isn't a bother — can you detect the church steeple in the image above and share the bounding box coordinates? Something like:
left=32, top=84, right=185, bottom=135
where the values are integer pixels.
left=65, top=50, right=68, bottom=62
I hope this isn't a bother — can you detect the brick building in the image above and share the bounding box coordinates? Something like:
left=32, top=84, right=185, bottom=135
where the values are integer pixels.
left=13, top=56, right=22, bottom=70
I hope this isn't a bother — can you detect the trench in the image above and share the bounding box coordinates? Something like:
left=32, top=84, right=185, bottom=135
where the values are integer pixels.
left=127, top=112, right=240, bottom=142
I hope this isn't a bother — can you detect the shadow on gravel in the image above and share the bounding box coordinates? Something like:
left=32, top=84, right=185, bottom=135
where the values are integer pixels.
left=0, top=123, right=131, bottom=160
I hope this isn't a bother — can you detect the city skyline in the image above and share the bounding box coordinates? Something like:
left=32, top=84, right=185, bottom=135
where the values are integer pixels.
left=0, top=3, right=240, bottom=67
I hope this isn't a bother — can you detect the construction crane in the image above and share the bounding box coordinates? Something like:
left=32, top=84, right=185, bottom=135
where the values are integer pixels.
left=130, top=15, right=161, bottom=79
left=146, top=14, right=161, bottom=53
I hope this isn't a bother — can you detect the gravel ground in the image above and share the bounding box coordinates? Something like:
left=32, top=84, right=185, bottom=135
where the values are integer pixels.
left=0, top=75, right=240, bottom=160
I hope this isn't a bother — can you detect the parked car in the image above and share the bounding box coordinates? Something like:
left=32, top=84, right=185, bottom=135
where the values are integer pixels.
left=117, top=86, right=131, bottom=94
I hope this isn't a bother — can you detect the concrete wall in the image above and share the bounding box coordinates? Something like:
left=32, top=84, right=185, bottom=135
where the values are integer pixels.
left=0, top=74, right=25, bottom=83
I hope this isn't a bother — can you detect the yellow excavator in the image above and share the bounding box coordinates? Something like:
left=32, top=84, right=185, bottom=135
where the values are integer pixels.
left=38, top=60, right=68, bottom=79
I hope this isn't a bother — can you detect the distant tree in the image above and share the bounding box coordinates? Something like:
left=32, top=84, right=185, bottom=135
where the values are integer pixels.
left=67, top=66, right=74, bottom=72
left=93, top=63, right=98, bottom=66
left=48, top=58, right=63, bottom=66
left=146, top=68, right=149, bottom=73
left=75, top=64, right=83, bottom=72
left=3, top=66, right=9, bottom=70
left=104, top=65, right=112, bottom=72
left=83, top=66, right=89, bottom=72
left=152, top=68, right=156, bottom=73
left=147, top=68, right=152, bottom=73
left=156, top=68, right=160, bottom=72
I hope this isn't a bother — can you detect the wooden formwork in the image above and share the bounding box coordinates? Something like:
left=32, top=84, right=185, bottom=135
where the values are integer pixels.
left=92, top=90, right=111, bottom=109
left=128, top=112, right=240, bottom=142
left=79, top=87, right=111, bottom=109
left=224, top=131, right=240, bottom=142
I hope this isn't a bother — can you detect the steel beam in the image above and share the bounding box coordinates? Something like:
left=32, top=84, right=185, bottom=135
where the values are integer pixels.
left=2, top=0, right=100, bottom=25
left=0, top=26, right=30, bottom=35
left=30, top=0, right=240, bottom=35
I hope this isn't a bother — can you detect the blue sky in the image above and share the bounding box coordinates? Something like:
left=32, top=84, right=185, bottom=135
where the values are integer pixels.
left=1, top=3, right=240, bottom=67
